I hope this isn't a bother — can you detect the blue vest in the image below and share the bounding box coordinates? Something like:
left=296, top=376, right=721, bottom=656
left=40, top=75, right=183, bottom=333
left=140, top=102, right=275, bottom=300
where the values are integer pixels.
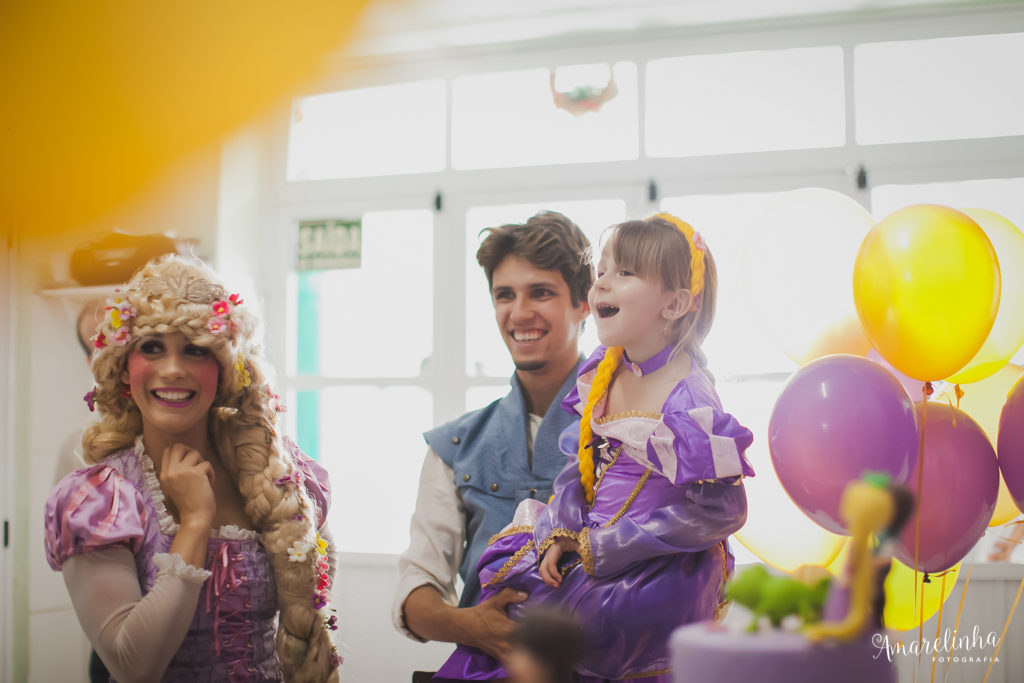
left=425, top=362, right=581, bottom=607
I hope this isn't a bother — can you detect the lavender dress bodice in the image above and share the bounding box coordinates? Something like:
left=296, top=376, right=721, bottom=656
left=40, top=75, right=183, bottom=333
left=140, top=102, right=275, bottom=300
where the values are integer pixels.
left=46, top=439, right=331, bottom=683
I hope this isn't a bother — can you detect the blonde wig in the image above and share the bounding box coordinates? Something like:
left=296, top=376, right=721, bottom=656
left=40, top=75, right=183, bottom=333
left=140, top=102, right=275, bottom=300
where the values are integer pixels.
left=577, top=213, right=719, bottom=504
left=84, top=255, right=338, bottom=682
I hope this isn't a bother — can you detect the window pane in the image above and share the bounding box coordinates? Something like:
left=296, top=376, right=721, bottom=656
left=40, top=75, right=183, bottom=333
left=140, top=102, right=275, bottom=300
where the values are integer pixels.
left=660, top=194, right=796, bottom=376
left=287, top=80, right=446, bottom=180
left=466, top=385, right=510, bottom=412
left=452, top=62, right=638, bottom=169
left=855, top=33, right=1024, bottom=144
left=646, top=47, right=845, bottom=157
left=318, top=386, right=432, bottom=554
left=465, top=199, right=627, bottom=377
left=296, top=210, right=433, bottom=377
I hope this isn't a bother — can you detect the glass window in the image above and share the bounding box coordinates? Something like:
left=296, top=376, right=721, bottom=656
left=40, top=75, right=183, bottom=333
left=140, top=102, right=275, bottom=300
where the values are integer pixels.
left=464, top=199, right=627, bottom=377
left=287, top=80, right=446, bottom=180
left=451, top=62, right=638, bottom=169
left=660, top=193, right=797, bottom=376
left=646, top=46, right=845, bottom=157
left=294, top=210, right=433, bottom=378
left=317, top=386, right=432, bottom=554
left=855, top=33, right=1024, bottom=144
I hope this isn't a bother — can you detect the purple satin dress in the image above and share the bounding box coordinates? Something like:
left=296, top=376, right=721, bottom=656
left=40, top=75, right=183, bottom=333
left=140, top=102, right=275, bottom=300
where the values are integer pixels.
left=436, top=347, right=755, bottom=682
left=45, top=437, right=331, bottom=683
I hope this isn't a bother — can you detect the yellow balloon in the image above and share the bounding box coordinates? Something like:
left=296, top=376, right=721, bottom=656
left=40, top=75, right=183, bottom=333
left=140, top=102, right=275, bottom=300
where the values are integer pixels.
left=0, top=0, right=372, bottom=237
left=734, top=441, right=846, bottom=573
left=883, top=560, right=961, bottom=633
left=854, top=204, right=1001, bottom=381
left=940, top=364, right=1024, bottom=525
left=947, top=210, right=1024, bottom=384
left=744, top=188, right=874, bottom=366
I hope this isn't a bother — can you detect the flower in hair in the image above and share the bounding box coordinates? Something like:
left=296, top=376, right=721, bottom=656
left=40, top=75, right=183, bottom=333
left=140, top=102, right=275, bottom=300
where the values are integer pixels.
left=92, top=332, right=107, bottom=349
left=211, top=299, right=231, bottom=316
left=207, top=316, right=228, bottom=334
left=318, top=573, right=331, bottom=591
left=83, top=387, right=97, bottom=412
left=229, top=293, right=244, bottom=306
left=274, top=470, right=306, bottom=487
left=112, top=328, right=131, bottom=346
left=692, top=231, right=706, bottom=252
left=325, top=614, right=338, bottom=631
left=287, top=540, right=311, bottom=562
left=312, top=593, right=327, bottom=610
left=234, top=355, right=252, bottom=390
left=116, top=301, right=136, bottom=320
left=315, top=533, right=328, bottom=557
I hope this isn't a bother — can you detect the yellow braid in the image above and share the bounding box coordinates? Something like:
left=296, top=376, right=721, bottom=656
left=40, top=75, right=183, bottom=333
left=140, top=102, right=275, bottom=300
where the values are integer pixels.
left=653, top=213, right=705, bottom=298
left=578, top=346, right=623, bottom=504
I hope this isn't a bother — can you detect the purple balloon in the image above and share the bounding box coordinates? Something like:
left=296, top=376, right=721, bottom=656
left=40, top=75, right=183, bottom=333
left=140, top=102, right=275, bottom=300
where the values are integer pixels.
left=997, top=376, right=1024, bottom=513
left=769, top=355, right=918, bottom=534
left=895, top=403, right=998, bottom=573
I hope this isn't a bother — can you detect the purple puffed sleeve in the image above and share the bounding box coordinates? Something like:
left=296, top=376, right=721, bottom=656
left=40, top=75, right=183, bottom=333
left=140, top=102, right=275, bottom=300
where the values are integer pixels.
left=560, top=345, right=608, bottom=417
left=533, top=454, right=589, bottom=554
left=284, top=437, right=332, bottom=530
left=45, top=465, right=147, bottom=571
left=584, top=480, right=747, bottom=577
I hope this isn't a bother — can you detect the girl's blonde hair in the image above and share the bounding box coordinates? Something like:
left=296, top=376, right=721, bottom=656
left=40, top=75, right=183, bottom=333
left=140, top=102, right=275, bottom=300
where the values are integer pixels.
left=576, top=214, right=718, bottom=504
left=84, top=255, right=338, bottom=682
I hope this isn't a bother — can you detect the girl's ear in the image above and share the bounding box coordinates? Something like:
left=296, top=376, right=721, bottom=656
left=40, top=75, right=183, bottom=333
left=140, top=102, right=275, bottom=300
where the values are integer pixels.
left=662, top=289, right=694, bottom=321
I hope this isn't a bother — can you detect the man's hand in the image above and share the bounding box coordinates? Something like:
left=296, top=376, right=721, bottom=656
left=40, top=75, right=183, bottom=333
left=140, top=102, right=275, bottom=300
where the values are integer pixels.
left=539, top=537, right=579, bottom=588
left=402, top=585, right=528, bottom=662
left=457, top=588, right=529, bottom=661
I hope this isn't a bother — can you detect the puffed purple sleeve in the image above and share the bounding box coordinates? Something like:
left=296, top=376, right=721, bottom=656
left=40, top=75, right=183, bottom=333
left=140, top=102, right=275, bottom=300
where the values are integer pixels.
left=284, top=436, right=332, bottom=530
left=643, top=407, right=755, bottom=485
left=533, top=453, right=588, bottom=554
left=45, top=465, right=147, bottom=571
left=584, top=480, right=747, bottom=577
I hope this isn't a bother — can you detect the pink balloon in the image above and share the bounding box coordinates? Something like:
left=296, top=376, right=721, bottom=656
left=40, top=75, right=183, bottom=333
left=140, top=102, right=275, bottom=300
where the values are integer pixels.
left=769, top=355, right=918, bottom=535
left=895, top=403, right=999, bottom=573
left=997, top=376, right=1024, bottom=513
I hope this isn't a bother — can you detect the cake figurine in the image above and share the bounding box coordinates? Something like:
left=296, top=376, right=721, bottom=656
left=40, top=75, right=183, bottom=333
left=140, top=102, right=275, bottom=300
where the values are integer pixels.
left=670, top=473, right=914, bottom=683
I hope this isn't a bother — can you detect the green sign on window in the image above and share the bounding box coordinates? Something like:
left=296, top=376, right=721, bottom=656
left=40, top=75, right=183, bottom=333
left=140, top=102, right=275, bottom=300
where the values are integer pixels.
left=297, top=219, right=361, bottom=271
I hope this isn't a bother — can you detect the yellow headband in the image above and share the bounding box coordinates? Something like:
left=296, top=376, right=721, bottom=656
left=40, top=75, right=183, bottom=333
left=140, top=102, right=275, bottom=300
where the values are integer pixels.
left=653, top=212, right=706, bottom=299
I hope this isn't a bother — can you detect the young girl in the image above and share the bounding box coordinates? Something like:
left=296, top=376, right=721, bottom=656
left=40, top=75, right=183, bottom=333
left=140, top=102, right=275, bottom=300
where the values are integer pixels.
left=435, top=213, right=754, bottom=682
left=45, top=256, right=340, bottom=682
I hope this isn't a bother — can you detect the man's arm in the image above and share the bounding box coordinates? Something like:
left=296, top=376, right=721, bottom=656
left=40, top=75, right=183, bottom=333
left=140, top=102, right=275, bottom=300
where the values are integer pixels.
left=393, top=448, right=527, bottom=661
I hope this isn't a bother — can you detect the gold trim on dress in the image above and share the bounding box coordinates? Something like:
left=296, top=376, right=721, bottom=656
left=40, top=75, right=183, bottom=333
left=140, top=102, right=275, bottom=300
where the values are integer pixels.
left=536, top=528, right=581, bottom=560
left=488, top=525, right=533, bottom=546
left=595, top=409, right=662, bottom=424
left=579, top=527, right=595, bottom=575
left=602, top=469, right=652, bottom=528
left=482, top=540, right=536, bottom=588
left=623, top=667, right=672, bottom=679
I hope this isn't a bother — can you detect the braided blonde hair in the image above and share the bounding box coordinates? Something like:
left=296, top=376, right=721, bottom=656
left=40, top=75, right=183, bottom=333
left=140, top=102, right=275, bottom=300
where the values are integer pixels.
left=576, top=213, right=718, bottom=503
left=84, top=255, right=338, bottom=682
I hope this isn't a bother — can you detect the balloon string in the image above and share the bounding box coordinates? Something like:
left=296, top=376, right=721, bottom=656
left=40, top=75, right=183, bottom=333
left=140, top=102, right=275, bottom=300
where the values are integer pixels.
left=915, top=382, right=930, bottom=676
left=954, top=384, right=964, bottom=409
left=981, top=573, right=1024, bottom=683
left=943, top=562, right=973, bottom=683
left=930, top=572, right=947, bottom=683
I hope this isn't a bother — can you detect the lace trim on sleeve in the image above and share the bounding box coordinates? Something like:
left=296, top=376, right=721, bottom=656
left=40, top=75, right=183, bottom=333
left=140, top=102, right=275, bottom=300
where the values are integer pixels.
left=153, top=552, right=212, bottom=583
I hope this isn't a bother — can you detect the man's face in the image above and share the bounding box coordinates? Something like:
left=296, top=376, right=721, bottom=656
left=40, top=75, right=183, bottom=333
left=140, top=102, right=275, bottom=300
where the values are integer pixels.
left=490, top=254, right=588, bottom=373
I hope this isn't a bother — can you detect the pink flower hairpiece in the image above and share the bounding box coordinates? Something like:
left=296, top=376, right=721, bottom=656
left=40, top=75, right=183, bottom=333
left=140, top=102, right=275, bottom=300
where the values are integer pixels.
left=275, top=470, right=306, bottom=487
left=207, top=293, right=244, bottom=336
left=692, top=231, right=706, bottom=252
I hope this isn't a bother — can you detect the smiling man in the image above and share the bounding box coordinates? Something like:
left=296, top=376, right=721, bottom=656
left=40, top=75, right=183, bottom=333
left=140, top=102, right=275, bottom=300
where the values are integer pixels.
left=394, top=211, right=593, bottom=663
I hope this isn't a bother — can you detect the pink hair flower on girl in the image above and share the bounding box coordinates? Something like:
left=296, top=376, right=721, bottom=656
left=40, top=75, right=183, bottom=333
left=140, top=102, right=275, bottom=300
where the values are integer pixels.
left=211, top=299, right=231, bottom=316
left=83, top=387, right=97, bottom=412
left=692, top=231, right=707, bottom=252
left=207, top=316, right=228, bottom=334
left=229, top=293, right=244, bottom=306
left=112, top=328, right=132, bottom=346
left=92, top=332, right=107, bottom=349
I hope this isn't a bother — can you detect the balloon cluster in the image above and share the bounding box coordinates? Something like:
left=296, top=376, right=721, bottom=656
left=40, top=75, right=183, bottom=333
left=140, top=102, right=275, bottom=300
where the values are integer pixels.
left=739, top=190, right=1024, bottom=631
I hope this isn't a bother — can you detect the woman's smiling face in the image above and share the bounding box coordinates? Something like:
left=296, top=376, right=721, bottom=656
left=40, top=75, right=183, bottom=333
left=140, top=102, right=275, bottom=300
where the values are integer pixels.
left=122, top=332, right=220, bottom=443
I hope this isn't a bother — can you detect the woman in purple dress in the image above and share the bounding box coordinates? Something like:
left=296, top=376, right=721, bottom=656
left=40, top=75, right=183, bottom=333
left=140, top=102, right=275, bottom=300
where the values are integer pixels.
left=45, top=256, right=339, bottom=682
left=437, top=214, right=754, bottom=681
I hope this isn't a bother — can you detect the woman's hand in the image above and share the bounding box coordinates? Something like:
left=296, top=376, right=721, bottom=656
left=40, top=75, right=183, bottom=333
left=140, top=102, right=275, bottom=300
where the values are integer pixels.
left=539, top=537, right=579, bottom=589
left=160, top=443, right=216, bottom=528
